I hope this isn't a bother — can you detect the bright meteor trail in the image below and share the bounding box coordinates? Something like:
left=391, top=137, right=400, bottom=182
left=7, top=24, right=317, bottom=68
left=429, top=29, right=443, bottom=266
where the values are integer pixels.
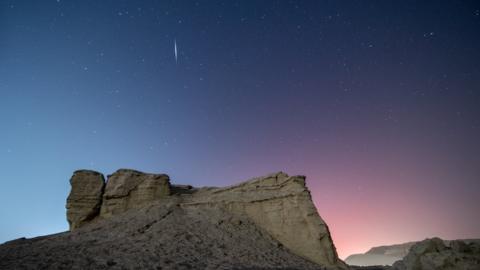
left=174, top=39, right=178, bottom=63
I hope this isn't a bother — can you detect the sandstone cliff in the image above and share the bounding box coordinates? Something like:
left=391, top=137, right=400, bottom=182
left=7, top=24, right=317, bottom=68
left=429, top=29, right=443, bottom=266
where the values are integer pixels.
left=67, top=169, right=347, bottom=269
left=0, top=169, right=348, bottom=269
left=66, top=170, right=105, bottom=230
left=1, top=200, right=326, bottom=270
left=181, top=172, right=343, bottom=268
left=100, top=169, right=171, bottom=218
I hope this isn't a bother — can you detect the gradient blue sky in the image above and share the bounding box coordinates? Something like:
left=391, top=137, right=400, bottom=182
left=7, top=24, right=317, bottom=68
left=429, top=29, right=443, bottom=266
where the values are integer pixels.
left=1, top=0, right=479, bottom=258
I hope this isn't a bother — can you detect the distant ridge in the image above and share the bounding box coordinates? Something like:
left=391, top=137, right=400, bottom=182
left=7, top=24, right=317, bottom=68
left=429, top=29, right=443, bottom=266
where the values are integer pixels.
left=346, top=239, right=480, bottom=267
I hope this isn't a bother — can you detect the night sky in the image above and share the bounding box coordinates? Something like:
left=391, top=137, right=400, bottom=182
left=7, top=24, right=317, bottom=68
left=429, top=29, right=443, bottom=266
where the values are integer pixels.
left=1, top=0, right=480, bottom=259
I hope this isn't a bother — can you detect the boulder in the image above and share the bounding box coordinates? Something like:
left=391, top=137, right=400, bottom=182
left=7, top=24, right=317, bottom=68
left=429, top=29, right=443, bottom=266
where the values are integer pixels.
left=100, top=169, right=171, bottom=218
left=66, top=170, right=105, bottom=230
left=392, top=238, right=480, bottom=270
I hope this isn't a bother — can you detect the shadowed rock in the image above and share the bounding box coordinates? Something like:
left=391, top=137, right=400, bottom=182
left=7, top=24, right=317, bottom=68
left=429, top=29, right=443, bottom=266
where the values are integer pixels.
left=65, top=170, right=105, bottom=230
left=392, top=237, right=480, bottom=270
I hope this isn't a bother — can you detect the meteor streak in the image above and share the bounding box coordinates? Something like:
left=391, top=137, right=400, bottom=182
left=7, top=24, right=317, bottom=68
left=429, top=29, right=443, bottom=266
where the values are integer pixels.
left=174, top=39, right=178, bottom=63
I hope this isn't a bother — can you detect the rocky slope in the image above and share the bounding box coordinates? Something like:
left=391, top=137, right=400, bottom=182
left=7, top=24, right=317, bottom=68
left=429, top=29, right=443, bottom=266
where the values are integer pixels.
left=0, top=169, right=348, bottom=270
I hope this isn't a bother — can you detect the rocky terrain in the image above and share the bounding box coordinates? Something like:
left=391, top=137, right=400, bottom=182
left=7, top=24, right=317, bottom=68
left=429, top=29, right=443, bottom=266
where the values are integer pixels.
left=0, top=169, right=348, bottom=270
left=1, top=169, right=479, bottom=270
left=392, top=237, right=480, bottom=270
left=346, top=238, right=480, bottom=268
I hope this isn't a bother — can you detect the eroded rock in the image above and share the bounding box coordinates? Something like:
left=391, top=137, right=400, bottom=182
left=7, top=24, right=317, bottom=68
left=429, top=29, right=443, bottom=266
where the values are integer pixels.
left=100, top=169, right=171, bottom=218
left=64, top=169, right=347, bottom=269
left=66, top=170, right=105, bottom=230
left=182, top=172, right=347, bottom=268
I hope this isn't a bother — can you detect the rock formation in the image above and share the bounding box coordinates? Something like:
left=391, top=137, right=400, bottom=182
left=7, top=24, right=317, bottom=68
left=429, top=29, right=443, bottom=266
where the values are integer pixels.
left=65, top=170, right=105, bottom=230
left=100, top=169, right=171, bottom=218
left=4, top=169, right=480, bottom=270
left=391, top=237, right=480, bottom=270
left=1, top=201, right=326, bottom=270
left=181, top=172, right=343, bottom=268
left=2, top=169, right=348, bottom=269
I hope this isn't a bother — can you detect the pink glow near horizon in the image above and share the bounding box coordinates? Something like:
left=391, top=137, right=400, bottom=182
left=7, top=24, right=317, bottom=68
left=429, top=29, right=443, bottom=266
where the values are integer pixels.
left=225, top=128, right=480, bottom=260
left=308, top=166, right=480, bottom=259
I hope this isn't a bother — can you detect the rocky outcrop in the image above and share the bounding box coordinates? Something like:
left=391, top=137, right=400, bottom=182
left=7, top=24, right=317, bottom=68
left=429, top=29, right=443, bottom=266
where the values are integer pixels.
left=65, top=170, right=105, bottom=230
left=63, top=169, right=346, bottom=269
left=100, top=169, right=171, bottom=218
left=182, top=172, right=346, bottom=268
left=392, top=237, right=480, bottom=270
left=67, top=169, right=171, bottom=225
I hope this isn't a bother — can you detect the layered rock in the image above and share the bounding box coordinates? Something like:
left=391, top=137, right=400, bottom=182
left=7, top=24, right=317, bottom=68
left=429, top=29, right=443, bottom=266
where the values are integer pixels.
left=64, top=169, right=346, bottom=269
left=0, top=201, right=326, bottom=270
left=392, top=237, right=480, bottom=270
left=65, top=170, right=105, bottom=230
left=182, top=172, right=346, bottom=268
left=100, top=169, right=170, bottom=218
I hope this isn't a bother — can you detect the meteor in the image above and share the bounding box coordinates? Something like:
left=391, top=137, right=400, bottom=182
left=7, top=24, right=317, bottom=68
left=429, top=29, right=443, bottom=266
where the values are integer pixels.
left=174, top=39, right=178, bottom=63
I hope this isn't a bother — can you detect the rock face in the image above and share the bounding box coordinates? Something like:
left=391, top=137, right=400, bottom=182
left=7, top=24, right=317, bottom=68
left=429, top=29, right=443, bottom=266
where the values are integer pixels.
left=392, top=237, right=480, bottom=270
left=100, top=169, right=171, bottom=218
left=65, top=170, right=105, bottom=230
left=5, top=169, right=347, bottom=269
left=182, top=172, right=345, bottom=268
